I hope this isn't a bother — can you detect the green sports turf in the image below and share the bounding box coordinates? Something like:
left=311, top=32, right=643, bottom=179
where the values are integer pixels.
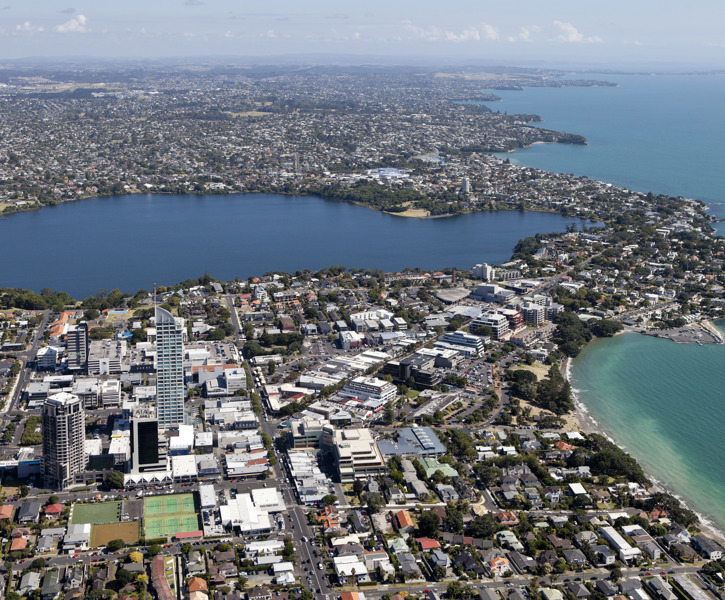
left=70, top=501, right=121, bottom=525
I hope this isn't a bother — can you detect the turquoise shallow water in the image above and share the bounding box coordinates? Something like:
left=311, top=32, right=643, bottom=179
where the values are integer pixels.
left=570, top=326, right=725, bottom=532
left=486, top=73, right=725, bottom=530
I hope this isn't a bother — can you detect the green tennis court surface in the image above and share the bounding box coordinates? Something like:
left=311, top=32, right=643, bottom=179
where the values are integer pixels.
left=143, top=493, right=200, bottom=539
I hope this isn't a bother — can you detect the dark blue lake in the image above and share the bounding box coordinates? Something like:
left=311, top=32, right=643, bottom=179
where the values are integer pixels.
left=2, top=193, right=582, bottom=298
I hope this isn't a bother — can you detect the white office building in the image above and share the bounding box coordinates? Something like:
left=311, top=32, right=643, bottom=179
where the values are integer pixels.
left=340, top=376, right=397, bottom=403
left=66, top=323, right=89, bottom=372
left=471, top=313, right=510, bottom=340
left=471, top=263, right=495, bottom=281
left=438, top=331, right=486, bottom=356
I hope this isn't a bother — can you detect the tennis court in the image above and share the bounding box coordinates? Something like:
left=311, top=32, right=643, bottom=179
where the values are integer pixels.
left=70, top=501, right=121, bottom=525
left=143, top=493, right=200, bottom=539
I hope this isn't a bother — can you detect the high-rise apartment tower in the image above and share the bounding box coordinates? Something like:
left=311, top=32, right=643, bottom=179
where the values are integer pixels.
left=155, top=306, right=185, bottom=427
left=41, top=392, right=85, bottom=490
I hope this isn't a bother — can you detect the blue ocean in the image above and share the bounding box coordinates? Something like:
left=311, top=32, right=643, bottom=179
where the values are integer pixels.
left=488, top=72, right=725, bottom=229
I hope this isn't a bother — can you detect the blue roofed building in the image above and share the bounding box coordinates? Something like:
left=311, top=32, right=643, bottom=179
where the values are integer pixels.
left=377, top=426, right=446, bottom=459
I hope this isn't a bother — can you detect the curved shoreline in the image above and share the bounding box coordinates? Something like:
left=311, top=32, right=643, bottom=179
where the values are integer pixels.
left=2, top=187, right=587, bottom=224
left=565, top=337, right=725, bottom=546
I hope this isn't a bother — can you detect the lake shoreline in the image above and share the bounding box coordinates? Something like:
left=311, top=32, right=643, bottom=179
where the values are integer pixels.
left=0, top=192, right=584, bottom=298
left=3, top=185, right=578, bottom=223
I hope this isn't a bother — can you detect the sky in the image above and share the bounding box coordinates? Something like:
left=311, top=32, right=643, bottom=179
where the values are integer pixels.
left=1, top=1, right=724, bottom=68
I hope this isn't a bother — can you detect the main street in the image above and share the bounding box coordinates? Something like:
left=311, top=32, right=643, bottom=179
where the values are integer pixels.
left=226, top=292, right=333, bottom=600
left=2, top=310, right=50, bottom=418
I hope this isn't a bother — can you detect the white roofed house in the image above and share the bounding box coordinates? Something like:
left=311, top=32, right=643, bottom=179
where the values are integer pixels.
left=63, top=523, right=91, bottom=552
left=244, top=540, right=285, bottom=557
left=599, top=526, right=641, bottom=564
left=333, top=555, right=370, bottom=584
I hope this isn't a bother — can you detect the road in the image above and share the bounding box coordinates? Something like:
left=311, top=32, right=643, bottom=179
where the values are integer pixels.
left=359, top=563, right=704, bottom=600
left=225, top=293, right=332, bottom=600
left=2, top=310, right=50, bottom=418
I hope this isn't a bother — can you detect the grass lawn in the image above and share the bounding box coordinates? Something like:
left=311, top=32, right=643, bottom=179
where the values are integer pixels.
left=70, top=501, right=121, bottom=525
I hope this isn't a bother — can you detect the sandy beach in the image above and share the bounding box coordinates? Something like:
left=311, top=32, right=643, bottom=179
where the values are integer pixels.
left=565, top=355, right=725, bottom=545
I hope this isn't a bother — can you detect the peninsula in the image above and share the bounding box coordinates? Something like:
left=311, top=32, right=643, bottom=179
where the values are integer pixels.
left=0, top=64, right=592, bottom=219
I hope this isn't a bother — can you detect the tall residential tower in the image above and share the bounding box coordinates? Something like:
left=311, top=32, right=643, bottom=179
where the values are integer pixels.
left=155, top=306, right=185, bottom=427
left=41, top=392, right=85, bottom=490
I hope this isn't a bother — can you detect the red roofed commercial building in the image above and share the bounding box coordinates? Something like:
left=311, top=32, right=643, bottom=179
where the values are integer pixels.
left=48, top=311, right=74, bottom=339
left=341, top=593, right=367, bottom=600
left=175, top=530, right=204, bottom=542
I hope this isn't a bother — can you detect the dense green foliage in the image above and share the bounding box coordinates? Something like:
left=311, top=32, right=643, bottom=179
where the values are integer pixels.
left=583, top=434, right=649, bottom=485
left=506, top=369, right=538, bottom=401
left=444, top=428, right=477, bottom=459
left=319, top=181, right=424, bottom=212
left=245, top=331, right=305, bottom=357
left=553, top=311, right=592, bottom=357
left=20, top=416, right=41, bottom=446
left=536, top=365, right=574, bottom=415
left=646, top=492, right=699, bottom=528
left=105, top=470, right=125, bottom=490
left=0, top=288, right=74, bottom=311
left=590, top=319, right=624, bottom=337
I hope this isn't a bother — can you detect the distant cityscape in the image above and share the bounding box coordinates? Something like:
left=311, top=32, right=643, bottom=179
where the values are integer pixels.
left=1, top=65, right=596, bottom=220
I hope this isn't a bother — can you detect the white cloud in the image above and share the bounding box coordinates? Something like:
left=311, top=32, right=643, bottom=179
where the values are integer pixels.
left=15, top=21, right=44, bottom=34
left=55, top=14, right=88, bottom=33
left=259, top=29, right=277, bottom=39
left=507, top=26, right=536, bottom=43
left=553, top=21, right=601, bottom=43
left=184, top=0, right=204, bottom=5
left=224, top=30, right=234, bottom=38
left=401, top=21, right=497, bottom=43
left=480, top=22, right=499, bottom=41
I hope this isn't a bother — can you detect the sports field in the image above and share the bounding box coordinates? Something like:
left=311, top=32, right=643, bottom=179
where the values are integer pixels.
left=91, top=521, right=141, bottom=547
left=70, top=501, right=121, bottom=525
left=143, top=493, right=201, bottom=539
